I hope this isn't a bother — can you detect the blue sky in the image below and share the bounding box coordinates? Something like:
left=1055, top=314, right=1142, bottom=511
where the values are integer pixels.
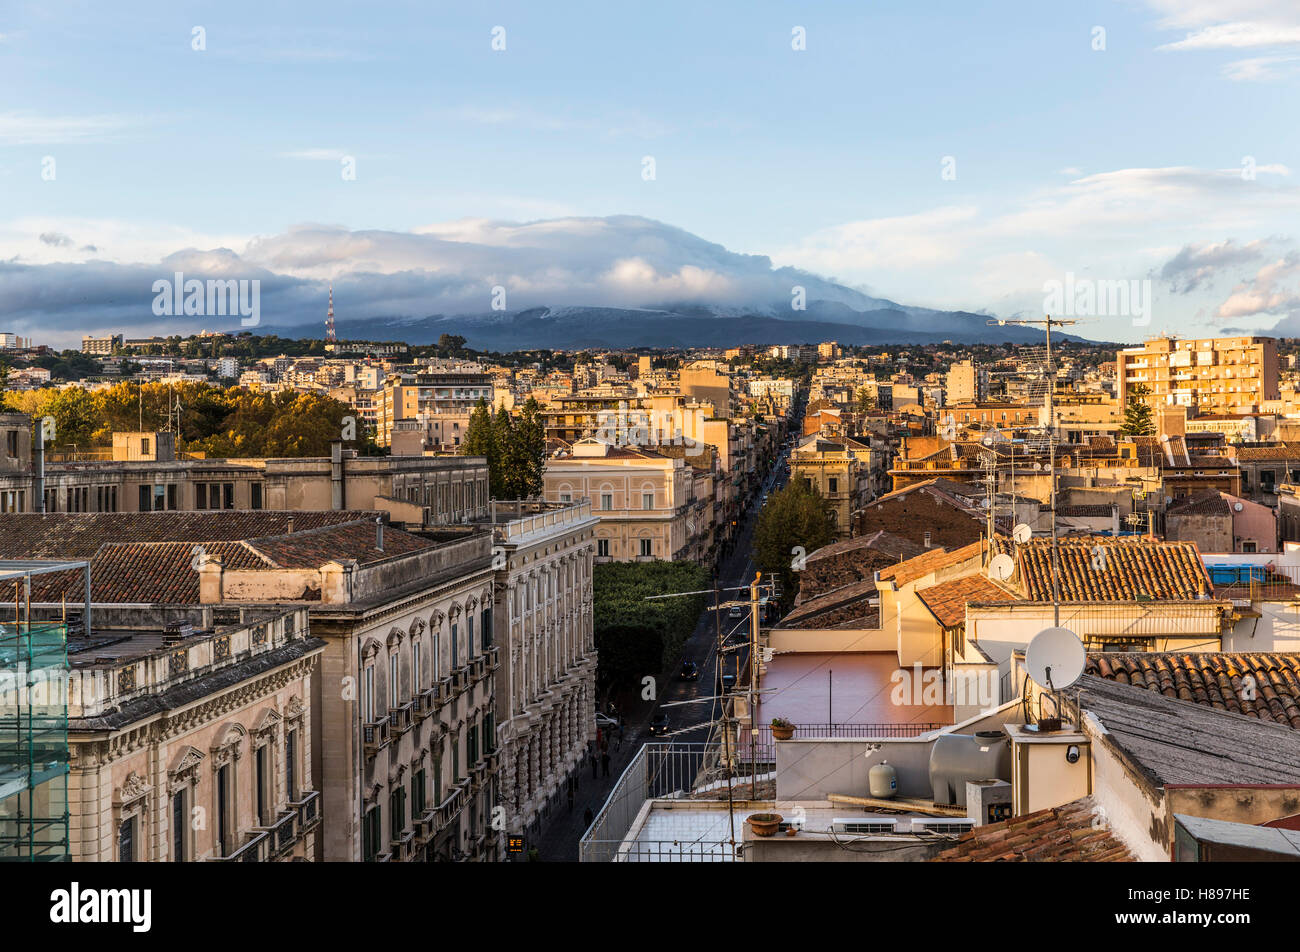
left=3, top=0, right=1300, bottom=345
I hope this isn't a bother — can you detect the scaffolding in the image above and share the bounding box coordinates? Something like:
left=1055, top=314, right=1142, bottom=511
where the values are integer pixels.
left=0, top=560, right=89, bottom=862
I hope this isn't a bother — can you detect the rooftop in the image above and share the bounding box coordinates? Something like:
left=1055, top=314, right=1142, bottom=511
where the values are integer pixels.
left=930, top=797, right=1133, bottom=862
left=1085, top=652, right=1300, bottom=729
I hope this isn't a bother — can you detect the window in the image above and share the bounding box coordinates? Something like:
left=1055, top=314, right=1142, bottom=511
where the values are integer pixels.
left=597, top=539, right=610, bottom=558
left=138, top=485, right=151, bottom=511
left=119, top=815, right=136, bottom=862
left=640, top=538, right=653, bottom=557
left=559, top=493, right=571, bottom=503
left=285, top=729, right=297, bottom=802
left=364, top=664, right=375, bottom=722
left=216, top=764, right=231, bottom=856
left=1243, top=541, right=1258, bottom=553
left=222, top=483, right=234, bottom=509
left=467, top=721, right=479, bottom=765
left=5, top=431, right=17, bottom=458
left=172, top=790, right=186, bottom=861
left=450, top=624, right=459, bottom=669
left=140, top=437, right=150, bottom=455
left=255, top=745, right=269, bottom=825
left=390, top=784, right=406, bottom=840
left=167, top=483, right=178, bottom=511
left=412, top=640, right=422, bottom=692
left=196, top=483, right=208, bottom=510
left=362, top=806, right=380, bottom=862
left=413, top=770, right=426, bottom=816
left=642, top=491, right=655, bottom=509
left=153, top=484, right=166, bottom=511
left=828, top=477, right=838, bottom=494
left=467, top=615, right=475, bottom=657
left=389, top=652, right=400, bottom=708
left=600, top=493, right=613, bottom=510
left=251, top=482, right=264, bottom=509
left=480, top=608, right=492, bottom=648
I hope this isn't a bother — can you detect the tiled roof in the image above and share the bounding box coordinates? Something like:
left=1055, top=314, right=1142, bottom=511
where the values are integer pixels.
left=878, top=540, right=986, bottom=587
left=998, top=536, right=1211, bottom=601
left=250, top=521, right=433, bottom=568
left=0, top=511, right=375, bottom=560
left=917, top=574, right=1016, bottom=627
left=805, top=530, right=926, bottom=566
left=1086, top=652, right=1300, bottom=729
left=1233, top=443, right=1300, bottom=462
left=7, top=515, right=438, bottom=605
left=931, top=798, right=1134, bottom=862
left=1166, top=490, right=1233, bottom=516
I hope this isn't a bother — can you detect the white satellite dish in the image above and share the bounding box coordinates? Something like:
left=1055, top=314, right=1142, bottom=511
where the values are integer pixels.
left=1012, top=523, right=1032, bottom=544
left=1025, top=626, right=1085, bottom=691
left=1233, top=502, right=1244, bottom=512
left=988, top=553, right=1015, bottom=581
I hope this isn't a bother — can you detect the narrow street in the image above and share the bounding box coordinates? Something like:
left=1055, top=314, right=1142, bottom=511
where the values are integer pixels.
left=536, top=401, right=802, bottom=860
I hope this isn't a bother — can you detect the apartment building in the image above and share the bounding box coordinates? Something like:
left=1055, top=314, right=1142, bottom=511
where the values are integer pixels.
left=0, top=416, right=489, bottom=528
left=945, top=359, right=987, bottom=404
left=543, top=438, right=697, bottom=562
left=0, top=510, right=501, bottom=863
left=1117, top=335, right=1279, bottom=415
left=789, top=435, right=877, bottom=538
left=481, top=501, right=598, bottom=847
left=375, top=371, right=493, bottom=448
left=81, top=334, right=124, bottom=355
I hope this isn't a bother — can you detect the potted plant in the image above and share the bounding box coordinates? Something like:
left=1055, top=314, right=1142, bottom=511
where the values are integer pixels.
left=746, top=812, right=782, bottom=837
left=770, top=717, right=795, bottom=741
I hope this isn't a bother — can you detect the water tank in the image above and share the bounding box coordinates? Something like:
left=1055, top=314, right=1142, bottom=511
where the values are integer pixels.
left=928, top=731, right=1011, bottom=807
left=868, top=761, right=898, bottom=799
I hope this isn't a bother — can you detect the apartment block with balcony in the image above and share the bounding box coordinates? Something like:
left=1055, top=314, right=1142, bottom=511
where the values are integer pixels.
left=1117, top=335, right=1279, bottom=415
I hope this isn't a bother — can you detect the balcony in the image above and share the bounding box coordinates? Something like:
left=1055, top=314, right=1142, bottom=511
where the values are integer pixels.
left=415, top=808, right=437, bottom=843
left=484, top=645, right=500, bottom=669
left=433, top=783, right=468, bottom=832
left=415, top=687, right=439, bottom=720
left=363, top=718, right=390, bottom=758
left=388, top=702, right=414, bottom=735
left=256, top=809, right=298, bottom=857
left=391, top=830, right=416, bottom=861
left=212, top=830, right=270, bottom=863
left=291, top=790, right=320, bottom=832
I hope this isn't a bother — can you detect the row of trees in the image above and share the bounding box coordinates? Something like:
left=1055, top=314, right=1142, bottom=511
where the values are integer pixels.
left=460, top=397, right=547, bottom=499
left=0, top=381, right=374, bottom=457
left=592, top=560, right=709, bottom=695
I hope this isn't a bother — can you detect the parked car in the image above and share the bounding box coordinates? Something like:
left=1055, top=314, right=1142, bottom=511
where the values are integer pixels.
left=595, top=712, right=618, bottom=731
left=649, top=712, right=671, bottom=736
left=678, top=660, right=700, bottom=681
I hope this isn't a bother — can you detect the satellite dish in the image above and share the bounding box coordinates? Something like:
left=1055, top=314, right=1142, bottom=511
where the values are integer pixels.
left=980, top=498, right=990, bottom=509
left=1025, top=627, right=1085, bottom=691
left=1160, top=434, right=1169, bottom=443
left=988, top=553, right=1015, bottom=581
left=1033, top=462, right=1043, bottom=471
left=1233, top=502, right=1244, bottom=512
left=1012, top=523, right=1032, bottom=544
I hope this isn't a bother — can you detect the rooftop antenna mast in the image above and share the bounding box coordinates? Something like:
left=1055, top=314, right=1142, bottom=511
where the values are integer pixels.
left=326, top=285, right=337, bottom=342
left=988, top=315, right=1076, bottom=626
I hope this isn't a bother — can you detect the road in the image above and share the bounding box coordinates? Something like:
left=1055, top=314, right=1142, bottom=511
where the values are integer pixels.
left=535, top=400, right=803, bottom=860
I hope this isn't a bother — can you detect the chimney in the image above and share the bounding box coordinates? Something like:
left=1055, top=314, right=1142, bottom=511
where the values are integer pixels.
left=924, top=531, right=932, bottom=549
left=376, top=517, right=384, bottom=552
left=287, top=516, right=294, bottom=534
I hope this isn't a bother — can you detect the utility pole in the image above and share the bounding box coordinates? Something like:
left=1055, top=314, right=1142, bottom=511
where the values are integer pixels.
left=987, top=315, right=1076, bottom=627
left=749, top=572, right=761, bottom=799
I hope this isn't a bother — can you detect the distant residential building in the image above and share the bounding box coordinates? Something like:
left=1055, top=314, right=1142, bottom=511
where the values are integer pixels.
left=81, top=334, right=124, bottom=355
left=1117, top=335, right=1279, bottom=415
left=945, top=360, right=987, bottom=404
left=216, top=357, right=239, bottom=378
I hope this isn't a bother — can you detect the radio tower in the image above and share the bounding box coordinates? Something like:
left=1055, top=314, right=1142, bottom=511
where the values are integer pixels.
left=325, top=285, right=337, bottom=342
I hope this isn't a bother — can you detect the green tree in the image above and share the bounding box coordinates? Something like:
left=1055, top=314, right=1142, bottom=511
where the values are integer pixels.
left=1121, top=384, right=1155, bottom=437
left=753, top=479, right=837, bottom=607
left=489, top=399, right=546, bottom=500
left=461, top=398, right=502, bottom=495
left=855, top=386, right=876, bottom=414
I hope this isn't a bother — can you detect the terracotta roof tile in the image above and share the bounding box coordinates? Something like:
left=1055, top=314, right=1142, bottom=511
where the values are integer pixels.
left=1086, top=652, right=1300, bottom=729
left=879, top=540, right=987, bottom=587
left=994, top=536, right=1211, bottom=601
left=917, top=575, right=1017, bottom=627
left=931, top=797, right=1134, bottom=862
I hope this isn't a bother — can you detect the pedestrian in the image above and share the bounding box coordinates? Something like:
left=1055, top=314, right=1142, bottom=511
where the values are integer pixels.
left=601, top=751, right=611, bottom=778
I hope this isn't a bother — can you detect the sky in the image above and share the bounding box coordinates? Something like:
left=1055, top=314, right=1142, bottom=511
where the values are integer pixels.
left=3, top=0, right=1300, bottom=346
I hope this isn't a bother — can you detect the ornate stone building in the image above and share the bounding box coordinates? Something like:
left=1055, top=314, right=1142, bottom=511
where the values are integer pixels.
left=483, top=500, right=598, bottom=847
left=67, top=606, right=323, bottom=862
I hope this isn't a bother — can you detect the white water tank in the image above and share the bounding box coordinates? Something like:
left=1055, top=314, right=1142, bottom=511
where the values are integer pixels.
left=868, top=761, right=899, bottom=799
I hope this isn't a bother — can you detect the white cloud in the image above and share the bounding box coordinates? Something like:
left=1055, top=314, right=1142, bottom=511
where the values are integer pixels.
left=0, top=112, right=139, bottom=146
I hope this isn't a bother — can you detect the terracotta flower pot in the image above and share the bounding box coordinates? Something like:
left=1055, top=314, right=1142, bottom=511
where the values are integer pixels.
left=746, top=813, right=782, bottom=837
left=770, top=723, right=795, bottom=740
